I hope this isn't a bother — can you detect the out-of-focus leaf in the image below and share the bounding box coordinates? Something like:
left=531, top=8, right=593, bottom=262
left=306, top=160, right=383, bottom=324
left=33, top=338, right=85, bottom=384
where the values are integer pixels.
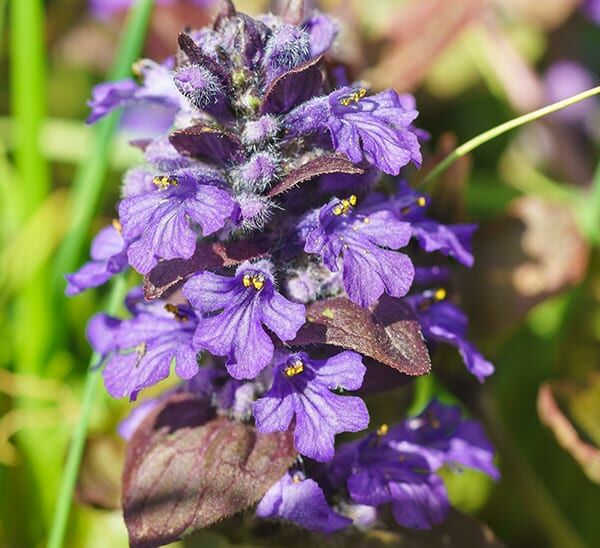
left=76, top=436, right=125, bottom=510
left=291, top=295, right=431, bottom=376
left=498, top=0, right=581, bottom=30
left=143, top=240, right=269, bottom=300
left=459, top=196, right=589, bottom=333
left=367, top=0, right=482, bottom=91
left=123, top=393, right=296, bottom=547
left=538, top=378, right=600, bottom=483
left=267, top=154, right=363, bottom=197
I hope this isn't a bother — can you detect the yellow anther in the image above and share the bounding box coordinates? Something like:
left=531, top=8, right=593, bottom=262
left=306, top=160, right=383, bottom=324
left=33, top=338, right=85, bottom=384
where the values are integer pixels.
left=242, top=272, right=266, bottom=291
left=434, top=288, right=447, bottom=301
left=112, top=218, right=122, bottom=234
left=333, top=195, right=358, bottom=216
left=340, top=88, right=368, bottom=107
left=363, top=217, right=370, bottom=224
left=164, top=303, right=189, bottom=322
left=417, top=196, right=427, bottom=207
left=252, top=274, right=265, bottom=291
left=284, top=358, right=305, bottom=377
left=153, top=175, right=178, bottom=190
left=292, top=473, right=303, bottom=484
left=377, top=424, right=389, bottom=436
left=132, top=59, right=144, bottom=77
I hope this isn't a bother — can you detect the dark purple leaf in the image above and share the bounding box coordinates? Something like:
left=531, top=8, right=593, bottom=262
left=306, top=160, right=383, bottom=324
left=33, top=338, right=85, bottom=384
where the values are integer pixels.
left=143, top=241, right=269, bottom=300
left=169, top=123, right=242, bottom=164
left=123, top=393, right=296, bottom=547
left=177, top=32, right=230, bottom=85
left=291, top=295, right=431, bottom=376
left=261, top=55, right=324, bottom=114
left=267, top=154, right=363, bottom=197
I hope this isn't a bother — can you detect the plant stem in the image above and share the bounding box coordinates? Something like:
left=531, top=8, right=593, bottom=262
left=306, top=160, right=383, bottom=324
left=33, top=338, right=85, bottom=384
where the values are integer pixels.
left=47, top=277, right=127, bottom=548
left=50, top=0, right=155, bottom=295
left=420, top=85, right=600, bottom=188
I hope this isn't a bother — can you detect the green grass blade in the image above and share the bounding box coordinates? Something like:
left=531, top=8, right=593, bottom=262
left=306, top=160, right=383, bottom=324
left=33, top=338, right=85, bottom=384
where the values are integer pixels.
left=50, top=0, right=155, bottom=294
left=47, top=277, right=128, bottom=548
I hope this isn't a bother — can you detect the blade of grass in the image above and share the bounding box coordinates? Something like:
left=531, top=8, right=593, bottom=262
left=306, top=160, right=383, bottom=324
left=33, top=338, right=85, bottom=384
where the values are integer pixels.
left=420, top=85, right=600, bottom=188
left=50, top=0, right=155, bottom=295
left=47, top=3, right=154, bottom=546
left=47, top=277, right=127, bottom=548
left=9, top=0, right=58, bottom=536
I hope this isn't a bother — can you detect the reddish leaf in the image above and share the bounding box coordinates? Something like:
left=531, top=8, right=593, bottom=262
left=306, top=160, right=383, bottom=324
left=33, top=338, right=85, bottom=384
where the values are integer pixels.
left=458, top=196, right=589, bottom=334
left=261, top=55, right=324, bottom=114
left=267, top=154, right=364, bottom=197
left=143, top=241, right=269, bottom=300
left=123, top=393, right=296, bottom=547
left=538, top=379, right=600, bottom=484
left=291, top=295, right=431, bottom=376
left=169, top=123, right=242, bottom=164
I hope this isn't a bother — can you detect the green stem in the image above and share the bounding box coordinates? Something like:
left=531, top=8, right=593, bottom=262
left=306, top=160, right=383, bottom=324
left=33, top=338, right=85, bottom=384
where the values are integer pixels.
left=407, top=374, right=434, bottom=416
left=420, top=85, right=600, bottom=188
left=50, top=0, right=155, bottom=295
left=47, top=277, right=127, bottom=548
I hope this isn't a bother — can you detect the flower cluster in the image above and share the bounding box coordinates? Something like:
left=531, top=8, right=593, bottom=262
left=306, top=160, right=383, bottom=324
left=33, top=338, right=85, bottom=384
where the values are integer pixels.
left=71, top=0, right=497, bottom=533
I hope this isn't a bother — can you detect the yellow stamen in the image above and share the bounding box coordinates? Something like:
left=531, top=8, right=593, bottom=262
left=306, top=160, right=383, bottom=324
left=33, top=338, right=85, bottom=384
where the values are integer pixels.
left=153, top=175, right=178, bottom=190
left=363, top=217, right=370, bottom=224
left=252, top=274, right=265, bottom=291
left=377, top=424, right=389, bottom=436
left=332, top=205, right=344, bottom=216
left=434, top=288, right=447, bottom=301
left=164, top=303, right=189, bottom=322
left=349, top=194, right=358, bottom=206
left=292, top=473, right=303, bottom=484
left=417, top=196, right=427, bottom=207
left=242, top=272, right=266, bottom=291
left=332, top=195, right=358, bottom=216
left=112, top=218, right=122, bottom=234
left=339, top=88, right=367, bottom=107
left=284, top=358, right=304, bottom=377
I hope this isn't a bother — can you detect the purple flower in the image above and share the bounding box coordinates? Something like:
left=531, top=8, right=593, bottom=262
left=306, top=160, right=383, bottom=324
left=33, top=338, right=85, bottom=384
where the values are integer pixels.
left=65, top=223, right=127, bottom=295
left=118, top=167, right=235, bottom=274
left=383, top=183, right=476, bottom=267
left=302, top=12, right=338, bottom=58
left=253, top=351, right=369, bottom=462
left=303, top=197, right=414, bottom=307
left=286, top=88, right=422, bottom=175
left=331, top=434, right=450, bottom=529
left=256, top=472, right=351, bottom=533
left=544, top=61, right=598, bottom=125
left=87, top=60, right=183, bottom=125
left=183, top=261, right=306, bottom=379
left=87, top=297, right=199, bottom=400
left=583, top=0, right=600, bottom=24
left=407, top=292, right=494, bottom=382
left=391, top=400, right=499, bottom=479
left=118, top=396, right=164, bottom=440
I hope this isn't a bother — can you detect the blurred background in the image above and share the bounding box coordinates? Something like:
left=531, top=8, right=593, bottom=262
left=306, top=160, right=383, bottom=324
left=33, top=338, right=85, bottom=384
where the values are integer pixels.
left=1, top=0, right=599, bottom=546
